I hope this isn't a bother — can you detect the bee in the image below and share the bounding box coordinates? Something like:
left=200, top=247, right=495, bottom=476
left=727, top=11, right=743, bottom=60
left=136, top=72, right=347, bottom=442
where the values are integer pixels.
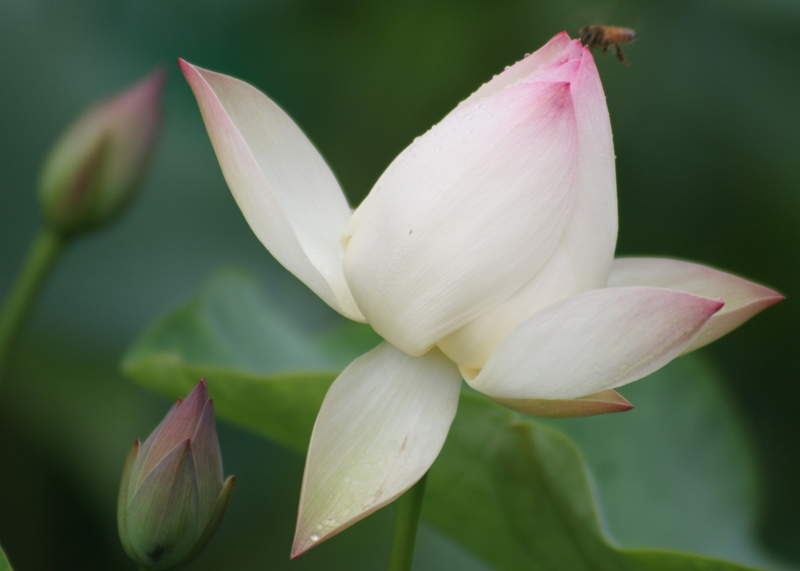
left=578, top=25, right=638, bottom=64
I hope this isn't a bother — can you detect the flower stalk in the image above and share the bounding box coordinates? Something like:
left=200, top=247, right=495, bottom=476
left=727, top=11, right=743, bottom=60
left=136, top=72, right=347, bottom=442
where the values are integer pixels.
left=0, top=227, right=67, bottom=378
left=387, top=473, right=428, bottom=571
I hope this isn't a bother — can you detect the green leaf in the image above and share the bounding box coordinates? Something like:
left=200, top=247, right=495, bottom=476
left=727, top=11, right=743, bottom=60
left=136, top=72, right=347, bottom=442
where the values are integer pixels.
left=538, top=356, right=780, bottom=568
left=0, top=543, right=13, bottom=571
left=123, top=270, right=772, bottom=570
left=123, top=270, right=339, bottom=452
left=122, top=270, right=382, bottom=452
left=123, top=269, right=339, bottom=375
left=426, top=392, right=761, bottom=571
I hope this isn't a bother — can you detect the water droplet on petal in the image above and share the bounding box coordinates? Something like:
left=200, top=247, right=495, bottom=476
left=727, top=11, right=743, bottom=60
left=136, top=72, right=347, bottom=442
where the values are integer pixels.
left=310, top=534, right=320, bottom=543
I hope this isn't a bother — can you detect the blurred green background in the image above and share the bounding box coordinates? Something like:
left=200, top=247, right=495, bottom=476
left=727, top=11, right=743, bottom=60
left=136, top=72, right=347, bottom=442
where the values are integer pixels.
left=0, top=0, right=797, bottom=569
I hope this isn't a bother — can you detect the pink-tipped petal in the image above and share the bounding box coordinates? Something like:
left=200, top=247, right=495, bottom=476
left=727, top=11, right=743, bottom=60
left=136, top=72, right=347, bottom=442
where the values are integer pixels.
left=292, top=342, right=461, bottom=557
left=608, top=258, right=784, bottom=353
left=125, top=440, right=201, bottom=567
left=437, top=48, right=617, bottom=371
left=488, top=389, right=633, bottom=419
left=469, top=287, right=724, bottom=401
left=343, top=80, right=579, bottom=356
left=180, top=60, right=363, bottom=321
left=138, top=379, right=208, bottom=481
left=561, top=46, right=617, bottom=288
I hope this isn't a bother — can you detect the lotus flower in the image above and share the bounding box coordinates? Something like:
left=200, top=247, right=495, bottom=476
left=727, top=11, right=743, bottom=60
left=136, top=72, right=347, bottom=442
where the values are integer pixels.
left=180, top=32, right=781, bottom=556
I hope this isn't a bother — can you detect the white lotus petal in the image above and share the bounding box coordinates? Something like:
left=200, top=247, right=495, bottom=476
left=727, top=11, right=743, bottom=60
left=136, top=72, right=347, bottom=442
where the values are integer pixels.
left=180, top=60, right=363, bottom=321
left=561, top=46, right=618, bottom=288
left=469, top=287, right=723, bottom=400
left=437, top=47, right=617, bottom=370
left=343, top=80, right=579, bottom=355
left=437, top=240, right=582, bottom=370
left=292, top=342, right=462, bottom=557
left=608, top=258, right=783, bottom=353
left=497, top=47, right=617, bottom=286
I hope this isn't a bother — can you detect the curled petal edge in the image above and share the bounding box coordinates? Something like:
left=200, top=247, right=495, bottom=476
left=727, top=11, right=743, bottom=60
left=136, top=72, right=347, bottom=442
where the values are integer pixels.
left=488, top=389, right=633, bottom=419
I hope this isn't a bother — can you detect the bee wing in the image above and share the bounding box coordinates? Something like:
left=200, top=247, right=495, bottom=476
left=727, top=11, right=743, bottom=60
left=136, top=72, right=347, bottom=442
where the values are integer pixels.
left=568, top=2, right=618, bottom=36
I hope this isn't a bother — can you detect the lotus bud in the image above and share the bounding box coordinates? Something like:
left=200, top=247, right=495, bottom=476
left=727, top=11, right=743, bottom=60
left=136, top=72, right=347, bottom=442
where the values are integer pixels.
left=38, top=68, right=165, bottom=236
left=118, top=379, right=235, bottom=570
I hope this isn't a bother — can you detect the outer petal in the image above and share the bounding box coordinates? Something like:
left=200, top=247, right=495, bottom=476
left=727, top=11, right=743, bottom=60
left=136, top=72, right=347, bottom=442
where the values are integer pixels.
left=437, top=47, right=617, bottom=370
left=343, top=80, right=579, bottom=355
left=561, top=46, right=617, bottom=289
left=468, top=287, right=723, bottom=400
left=608, top=258, right=783, bottom=353
left=184, top=475, right=236, bottom=565
left=180, top=60, right=363, bottom=321
left=292, top=342, right=461, bottom=557
left=125, top=440, right=201, bottom=569
left=117, top=439, right=140, bottom=557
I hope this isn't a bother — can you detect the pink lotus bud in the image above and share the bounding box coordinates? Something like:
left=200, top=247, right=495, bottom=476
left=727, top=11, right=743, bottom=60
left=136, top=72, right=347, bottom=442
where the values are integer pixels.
left=38, top=68, right=165, bottom=236
left=117, top=379, right=235, bottom=570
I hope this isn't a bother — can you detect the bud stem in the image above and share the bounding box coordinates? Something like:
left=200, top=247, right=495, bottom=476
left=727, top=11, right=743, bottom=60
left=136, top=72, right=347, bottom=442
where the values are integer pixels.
left=0, top=226, right=68, bottom=380
left=387, top=472, right=428, bottom=571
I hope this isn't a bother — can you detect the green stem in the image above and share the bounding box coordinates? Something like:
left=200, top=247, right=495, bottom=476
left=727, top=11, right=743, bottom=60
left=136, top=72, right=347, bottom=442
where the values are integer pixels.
left=0, top=227, right=67, bottom=378
left=387, top=473, right=428, bottom=571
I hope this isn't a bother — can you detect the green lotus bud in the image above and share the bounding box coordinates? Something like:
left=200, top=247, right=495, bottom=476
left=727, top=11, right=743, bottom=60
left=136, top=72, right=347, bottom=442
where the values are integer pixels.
left=38, top=68, right=165, bottom=236
left=118, top=379, right=235, bottom=570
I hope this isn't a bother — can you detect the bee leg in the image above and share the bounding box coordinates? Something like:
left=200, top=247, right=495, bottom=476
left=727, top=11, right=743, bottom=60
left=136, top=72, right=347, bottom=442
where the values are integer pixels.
left=615, top=44, right=629, bottom=65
